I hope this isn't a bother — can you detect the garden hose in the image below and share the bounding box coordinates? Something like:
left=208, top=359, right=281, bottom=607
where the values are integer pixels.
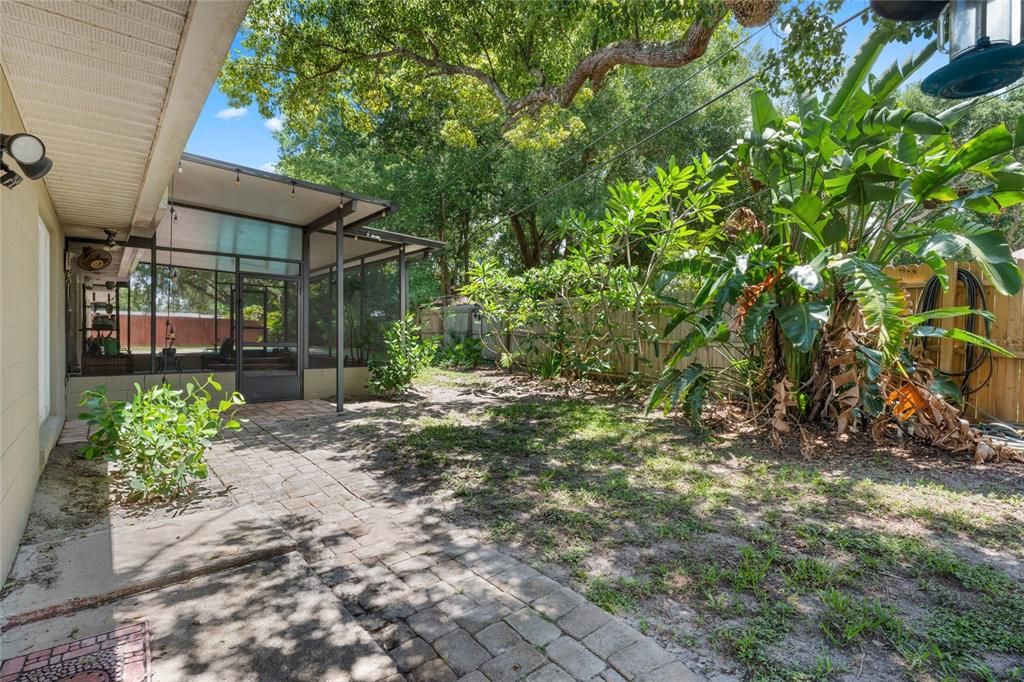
left=917, top=268, right=993, bottom=397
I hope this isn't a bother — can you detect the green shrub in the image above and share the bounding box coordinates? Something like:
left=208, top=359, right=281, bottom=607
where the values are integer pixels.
left=79, top=377, right=244, bottom=500
left=368, top=314, right=437, bottom=395
left=434, top=337, right=484, bottom=368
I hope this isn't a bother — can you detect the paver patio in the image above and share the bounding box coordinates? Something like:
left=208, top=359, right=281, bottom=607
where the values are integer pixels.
left=1, top=400, right=701, bottom=681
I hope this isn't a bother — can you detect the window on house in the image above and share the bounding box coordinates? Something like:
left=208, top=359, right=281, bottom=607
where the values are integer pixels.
left=38, top=219, right=50, bottom=422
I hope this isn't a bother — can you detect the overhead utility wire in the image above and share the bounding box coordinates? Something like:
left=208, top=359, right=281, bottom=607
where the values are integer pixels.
left=614, top=77, right=1024, bottom=254
left=475, top=75, right=758, bottom=241
left=451, top=23, right=771, bottom=184
left=545, top=25, right=770, bottom=176
left=470, top=9, right=1021, bottom=246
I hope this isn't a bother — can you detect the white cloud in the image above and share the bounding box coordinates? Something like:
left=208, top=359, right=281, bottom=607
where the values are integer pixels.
left=264, top=116, right=284, bottom=133
left=259, top=162, right=278, bottom=173
left=215, top=107, right=248, bottom=120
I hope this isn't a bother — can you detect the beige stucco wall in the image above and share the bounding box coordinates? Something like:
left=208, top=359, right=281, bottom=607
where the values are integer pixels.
left=66, top=372, right=239, bottom=418
left=304, top=367, right=370, bottom=400
left=0, top=65, right=66, bottom=581
left=68, top=368, right=367, bottom=413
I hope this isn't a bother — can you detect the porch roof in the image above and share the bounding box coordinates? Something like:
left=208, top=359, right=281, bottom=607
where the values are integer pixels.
left=67, top=153, right=443, bottom=281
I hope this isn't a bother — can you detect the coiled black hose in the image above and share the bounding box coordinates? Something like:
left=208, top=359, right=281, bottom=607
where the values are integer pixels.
left=917, top=268, right=993, bottom=397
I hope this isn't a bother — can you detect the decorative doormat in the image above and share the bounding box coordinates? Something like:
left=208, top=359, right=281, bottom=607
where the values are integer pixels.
left=1, top=623, right=150, bottom=682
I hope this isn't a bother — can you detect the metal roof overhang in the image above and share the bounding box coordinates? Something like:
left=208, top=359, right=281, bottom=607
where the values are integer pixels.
left=67, top=155, right=442, bottom=280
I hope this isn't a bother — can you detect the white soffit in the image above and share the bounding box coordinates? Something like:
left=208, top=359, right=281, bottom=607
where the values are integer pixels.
left=0, top=0, right=249, bottom=239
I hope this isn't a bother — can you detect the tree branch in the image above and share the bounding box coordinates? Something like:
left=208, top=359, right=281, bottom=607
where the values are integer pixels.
left=505, top=7, right=727, bottom=121
left=327, top=5, right=726, bottom=126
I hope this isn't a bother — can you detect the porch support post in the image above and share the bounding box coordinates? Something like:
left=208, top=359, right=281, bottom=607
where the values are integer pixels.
left=399, top=245, right=408, bottom=318
left=336, top=215, right=345, bottom=412
left=300, top=231, right=310, bottom=399
left=150, top=239, right=157, bottom=373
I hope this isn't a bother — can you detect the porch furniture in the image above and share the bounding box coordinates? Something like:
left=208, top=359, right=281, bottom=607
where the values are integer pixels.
left=202, top=338, right=235, bottom=371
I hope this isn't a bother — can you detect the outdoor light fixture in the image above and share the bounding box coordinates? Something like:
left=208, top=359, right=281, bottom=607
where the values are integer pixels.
left=177, top=160, right=183, bottom=174
left=235, top=168, right=240, bottom=186
left=1, top=132, right=53, bottom=189
left=291, top=180, right=296, bottom=198
left=923, top=0, right=1024, bottom=98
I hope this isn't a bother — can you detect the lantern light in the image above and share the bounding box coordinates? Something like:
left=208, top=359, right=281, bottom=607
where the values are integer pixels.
left=923, top=0, right=1024, bottom=99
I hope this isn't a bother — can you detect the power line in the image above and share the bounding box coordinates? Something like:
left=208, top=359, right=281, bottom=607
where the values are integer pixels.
left=451, top=23, right=771, bottom=185
left=470, top=7, right=1013, bottom=247
left=615, top=77, right=1024, bottom=247
left=545, top=25, right=770, bottom=176
left=471, top=73, right=757, bottom=243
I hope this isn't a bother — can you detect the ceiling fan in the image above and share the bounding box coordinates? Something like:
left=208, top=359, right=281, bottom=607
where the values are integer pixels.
left=74, top=230, right=121, bottom=272
left=101, top=229, right=122, bottom=252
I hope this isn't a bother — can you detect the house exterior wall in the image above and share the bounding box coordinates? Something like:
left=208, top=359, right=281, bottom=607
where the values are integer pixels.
left=304, top=367, right=370, bottom=400
left=66, top=372, right=239, bottom=419
left=0, top=64, right=66, bottom=581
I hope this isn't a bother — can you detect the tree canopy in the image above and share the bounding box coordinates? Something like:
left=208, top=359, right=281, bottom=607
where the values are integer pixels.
left=273, top=31, right=753, bottom=293
left=219, top=0, right=876, bottom=139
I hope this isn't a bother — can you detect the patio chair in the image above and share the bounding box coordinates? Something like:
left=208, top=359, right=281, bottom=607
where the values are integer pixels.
left=202, top=337, right=235, bottom=370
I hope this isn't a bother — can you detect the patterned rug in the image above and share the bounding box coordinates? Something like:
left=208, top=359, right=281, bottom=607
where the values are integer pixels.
left=1, top=623, right=149, bottom=682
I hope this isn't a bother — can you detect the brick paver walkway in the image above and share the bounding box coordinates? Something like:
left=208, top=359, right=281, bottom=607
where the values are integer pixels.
left=209, top=409, right=700, bottom=681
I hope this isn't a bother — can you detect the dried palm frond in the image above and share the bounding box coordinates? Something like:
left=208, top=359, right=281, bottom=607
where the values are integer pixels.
left=770, top=377, right=796, bottom=448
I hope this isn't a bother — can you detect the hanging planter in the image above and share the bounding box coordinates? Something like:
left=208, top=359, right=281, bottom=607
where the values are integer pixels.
left=723, top=0, right=780, bottom=27
left=869, top=0, right=947, bottom=21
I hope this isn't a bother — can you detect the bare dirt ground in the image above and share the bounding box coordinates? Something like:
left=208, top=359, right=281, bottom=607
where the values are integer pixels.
left=343, top=368, right=1024, bottom=681
left=2, top=444, right=234, bottom=600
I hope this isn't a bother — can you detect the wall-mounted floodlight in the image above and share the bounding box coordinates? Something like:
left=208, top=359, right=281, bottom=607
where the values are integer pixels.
left=923, top=0, right=1024, bottom=98
left=1, top=133, right=53, bottom=188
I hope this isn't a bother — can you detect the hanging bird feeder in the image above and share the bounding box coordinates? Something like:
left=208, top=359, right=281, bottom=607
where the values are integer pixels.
left=923, top=0, right=1024, bottom=99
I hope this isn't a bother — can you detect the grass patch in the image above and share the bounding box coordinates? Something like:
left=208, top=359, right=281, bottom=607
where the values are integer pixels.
left=717, top=599, right=796, bottom=678
left=395, top=378, right=1024, bottom=680
left=818, top=589, right=901, bottom=647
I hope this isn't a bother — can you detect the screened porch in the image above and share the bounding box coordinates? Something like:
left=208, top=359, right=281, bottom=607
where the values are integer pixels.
left=64, top=154, right=441, bottom=408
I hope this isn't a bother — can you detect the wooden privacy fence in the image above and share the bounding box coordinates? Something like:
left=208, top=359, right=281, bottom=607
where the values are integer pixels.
left=888, top=261, right=1024, bottom=424
left=419, top=259, right=1024, bottom=424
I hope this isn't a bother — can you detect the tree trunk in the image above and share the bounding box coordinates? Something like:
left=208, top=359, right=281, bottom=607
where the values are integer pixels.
left=510, top=211, right=549, bottom=270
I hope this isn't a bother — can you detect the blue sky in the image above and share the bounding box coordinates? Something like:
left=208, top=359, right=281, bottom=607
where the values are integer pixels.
left=184, top=34, right=282, bottom=172
left=184, top=2, right=942, bottom=170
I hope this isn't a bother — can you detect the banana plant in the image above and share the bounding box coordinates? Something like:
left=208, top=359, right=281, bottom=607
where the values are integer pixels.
left=650, top=29, right=1023, bottom=454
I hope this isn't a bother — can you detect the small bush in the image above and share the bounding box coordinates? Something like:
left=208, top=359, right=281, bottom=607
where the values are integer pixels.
left=434, top=337, right=484, bottom=368
left=368, top=314, right=437, bottom=395
left=79, top=377, right=244, bottom=500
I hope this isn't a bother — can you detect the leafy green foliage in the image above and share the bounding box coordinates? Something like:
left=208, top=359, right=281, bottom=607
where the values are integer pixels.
left=78, top=378, right=244, bottom=500
left=464, top=157, right=734, bottom=388
left=433, top=337, right=485, bottom=369
left=650, top=29, right=1024, bottom=430
left=368, top=314, right=438, bottom=395
left=818, top=589, right=901, bottom=647
left=222, top=0, right=758, bottom=136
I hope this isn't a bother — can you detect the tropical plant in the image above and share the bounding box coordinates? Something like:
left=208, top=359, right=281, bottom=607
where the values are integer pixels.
left=79, top=377, right=245, bottom=499
left=368, top=314, right=439, bottom=395
left=650, top=31, right=1024, bottom=461
left=465, top=156, right=735, bottom=388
